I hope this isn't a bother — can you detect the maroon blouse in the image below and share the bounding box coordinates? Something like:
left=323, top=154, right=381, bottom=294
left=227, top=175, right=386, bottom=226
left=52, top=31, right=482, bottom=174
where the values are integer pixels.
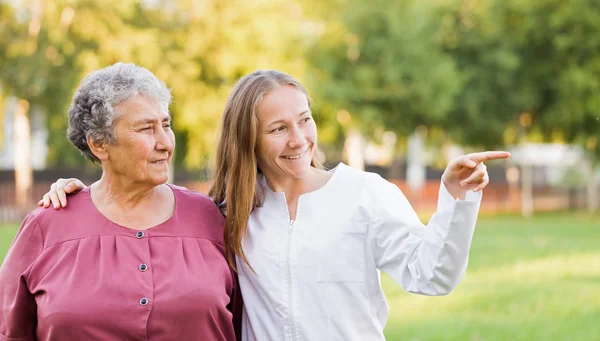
left=0, top=184, right=241, bottom=341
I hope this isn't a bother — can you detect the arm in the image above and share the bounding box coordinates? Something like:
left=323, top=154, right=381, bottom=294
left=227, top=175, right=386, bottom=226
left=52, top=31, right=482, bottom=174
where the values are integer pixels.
left=38, top=178, right=86, bottom=209
left=369, top=177, right=480, bottom=296
left=0, top=213, right=44, bottom=341
left=370, top=151, right=509, bottom=295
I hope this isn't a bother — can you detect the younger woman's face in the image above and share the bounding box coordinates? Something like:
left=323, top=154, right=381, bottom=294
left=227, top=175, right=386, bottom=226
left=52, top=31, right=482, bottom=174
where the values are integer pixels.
left=255, top=85, right=317, bottom=182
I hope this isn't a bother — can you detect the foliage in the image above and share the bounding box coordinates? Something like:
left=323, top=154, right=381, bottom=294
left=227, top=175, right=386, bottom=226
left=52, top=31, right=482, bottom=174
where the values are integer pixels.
left=0, top=0, right=599, bottom=170
left=0, top=0, right=310, bottom=169
left=306, top=0, right=461, bottom=139
left=436, top=0, right=600, bottom=155
left=305, top=0, right=600, bottom=158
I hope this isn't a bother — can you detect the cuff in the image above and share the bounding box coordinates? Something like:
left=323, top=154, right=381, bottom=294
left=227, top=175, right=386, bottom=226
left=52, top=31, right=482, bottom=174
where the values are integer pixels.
left=438, top=179, right=482, bottom=208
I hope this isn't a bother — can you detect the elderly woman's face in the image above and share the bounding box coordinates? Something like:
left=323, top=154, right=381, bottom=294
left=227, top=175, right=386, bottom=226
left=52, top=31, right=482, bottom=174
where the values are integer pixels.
left=106, top=94, right=175, bottom=185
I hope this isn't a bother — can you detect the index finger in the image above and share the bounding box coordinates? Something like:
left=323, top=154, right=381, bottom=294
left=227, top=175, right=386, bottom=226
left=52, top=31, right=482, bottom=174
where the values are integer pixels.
left=467, top=151, right=511, bottom=163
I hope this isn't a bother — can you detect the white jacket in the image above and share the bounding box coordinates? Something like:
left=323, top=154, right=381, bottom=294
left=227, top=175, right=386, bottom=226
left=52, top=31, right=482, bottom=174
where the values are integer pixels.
left=238, top=163, right=481, bottom=341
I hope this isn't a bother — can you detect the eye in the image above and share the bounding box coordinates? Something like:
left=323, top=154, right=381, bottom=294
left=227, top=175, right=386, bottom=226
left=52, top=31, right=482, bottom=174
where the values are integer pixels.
left=270, top=126, right=285, bottom=133
left=141, top=126, right=153, bottom=131
left=163, top=123, right=171, bottom=129
left=301, top=117, right=311, bottom=124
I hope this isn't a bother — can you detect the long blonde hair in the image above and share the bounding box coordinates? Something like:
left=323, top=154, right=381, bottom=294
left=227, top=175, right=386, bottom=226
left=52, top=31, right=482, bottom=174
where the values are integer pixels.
left=209, top=70, right=323, bottom=271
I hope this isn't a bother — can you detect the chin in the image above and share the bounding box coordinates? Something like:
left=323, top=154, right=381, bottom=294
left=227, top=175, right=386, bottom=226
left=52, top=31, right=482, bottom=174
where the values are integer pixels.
left=150, top=173, right=170, bottom=185
left=289, top=164, right=313, bottom=179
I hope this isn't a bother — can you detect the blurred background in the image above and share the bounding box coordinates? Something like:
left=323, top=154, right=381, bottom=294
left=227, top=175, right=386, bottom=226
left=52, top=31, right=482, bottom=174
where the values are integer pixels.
left=0, top=0, right=598, bottom=340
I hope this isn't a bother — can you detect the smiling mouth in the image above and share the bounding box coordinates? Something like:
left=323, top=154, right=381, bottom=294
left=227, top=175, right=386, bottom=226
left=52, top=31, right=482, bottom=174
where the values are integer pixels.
left=281, top=147, right=310, bottom=160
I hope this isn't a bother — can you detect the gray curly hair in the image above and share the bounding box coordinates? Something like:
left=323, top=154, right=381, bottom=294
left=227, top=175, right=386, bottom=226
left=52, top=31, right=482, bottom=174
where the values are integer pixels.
left=67, top=62, right=172, bottom=163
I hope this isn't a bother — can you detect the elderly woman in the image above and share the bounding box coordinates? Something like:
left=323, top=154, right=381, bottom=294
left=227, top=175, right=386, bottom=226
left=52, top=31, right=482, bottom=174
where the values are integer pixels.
left=0, top=63, right=241, bottom=340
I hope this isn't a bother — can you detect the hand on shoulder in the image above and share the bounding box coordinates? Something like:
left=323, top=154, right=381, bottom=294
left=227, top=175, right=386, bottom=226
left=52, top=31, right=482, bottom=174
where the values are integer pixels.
left=38, top=178, right=87, bottom=209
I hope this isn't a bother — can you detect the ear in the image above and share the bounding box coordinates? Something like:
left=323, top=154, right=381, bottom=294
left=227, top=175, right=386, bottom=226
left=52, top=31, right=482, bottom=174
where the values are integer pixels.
left=87, top=135, right=110, bottom=161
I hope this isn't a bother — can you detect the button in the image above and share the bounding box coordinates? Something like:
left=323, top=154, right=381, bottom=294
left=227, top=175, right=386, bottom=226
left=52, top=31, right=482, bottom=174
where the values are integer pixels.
left=140, top=298, right=149, bottom=306
left=136, top=231, right=144, bottom=238
left=139, top=264, right=148, bottom=272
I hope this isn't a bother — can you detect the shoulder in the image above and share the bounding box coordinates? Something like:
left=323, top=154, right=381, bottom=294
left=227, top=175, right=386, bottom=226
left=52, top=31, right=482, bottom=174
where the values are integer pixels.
left=10, top=198, right=83, bottom=254
left=334, top=163, right=392, bottom=192
left=330, top=163, right=405, bottom=212
left=14, top=208, right=45, bottom=243
left=3, top=210, right=46, bottom=274
left=170, top=184, right=221, bottom=213
left=27, top=191, right=91, bottom=240
left=168, top=184, right=226, bottom=240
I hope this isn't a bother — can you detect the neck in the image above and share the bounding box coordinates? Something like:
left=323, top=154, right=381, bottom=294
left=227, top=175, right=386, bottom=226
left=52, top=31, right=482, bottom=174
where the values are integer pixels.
left=264, top=167, right=330, bottom=202
left=92, top=171, right=162, bottom=210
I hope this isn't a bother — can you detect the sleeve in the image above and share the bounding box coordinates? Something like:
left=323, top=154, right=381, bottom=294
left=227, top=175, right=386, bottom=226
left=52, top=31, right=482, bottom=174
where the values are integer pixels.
left=0, top=212, right=43, bottom=341
left=228, top=271, right=243, bottom=341
left=368, top=175, right=481, bottom=296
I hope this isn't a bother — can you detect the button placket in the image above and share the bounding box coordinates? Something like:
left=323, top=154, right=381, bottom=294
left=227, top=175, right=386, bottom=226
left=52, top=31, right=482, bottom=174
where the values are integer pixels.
left=135, top=230, right=152, bottom=308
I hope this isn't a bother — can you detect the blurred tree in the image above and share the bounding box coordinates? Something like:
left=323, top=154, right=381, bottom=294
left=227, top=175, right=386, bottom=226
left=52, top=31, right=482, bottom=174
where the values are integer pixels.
left=437, top=0, right=599, bottom=211
left=306, top=0, right=461, bottom=136
left=0, top=0, right=148, bottom=170
left=305, top=0, right=599, bottom=211
left=527, top=0, right=600, bottom=212
left=434, top=0, right=525, bottom=148
left=303, top=0, right=463, bottom=169
left=436, top=0, right=599, bottom=153
left=157, top=0, right=310, bottom=170
left=1, top=0, right=313, bottom=175
left=0, top=0, right=76, bottom=208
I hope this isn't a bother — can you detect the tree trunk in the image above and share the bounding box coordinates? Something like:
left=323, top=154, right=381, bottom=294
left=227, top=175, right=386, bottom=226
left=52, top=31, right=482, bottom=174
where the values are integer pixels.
left=405, top=128, right=426, bottom=208
left=0, top=96, right=18, bottom=170
left=344, top=128, right=365, bottom=170
left=406, top=129, right=426, bottom=194
left=587, top=154, right=598, bottom=213
left=29, top=105, right=48, bottom=170
left=521, top=163, right=533, bottom=218
left=14, top=99, right=32, bottom=210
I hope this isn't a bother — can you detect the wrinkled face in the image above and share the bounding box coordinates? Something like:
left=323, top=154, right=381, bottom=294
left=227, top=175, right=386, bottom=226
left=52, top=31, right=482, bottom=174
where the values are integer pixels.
left=256, top=85, right=317, bottom=182
left=104, top=94, right=175, bottom=186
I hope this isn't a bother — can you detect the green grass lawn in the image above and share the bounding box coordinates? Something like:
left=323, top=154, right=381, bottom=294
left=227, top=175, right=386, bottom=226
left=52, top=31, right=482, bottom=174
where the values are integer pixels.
left=1, top=213, right=599, bottom=340
left=0, top=224, right=18, bottom=264
left=383, top=213, right=600, bottom=341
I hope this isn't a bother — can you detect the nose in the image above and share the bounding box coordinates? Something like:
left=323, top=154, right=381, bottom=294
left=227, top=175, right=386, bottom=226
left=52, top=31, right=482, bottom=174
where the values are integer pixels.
left=288, top=125, right=307, bottom=149
left=155, top=126, right=175, bottom=153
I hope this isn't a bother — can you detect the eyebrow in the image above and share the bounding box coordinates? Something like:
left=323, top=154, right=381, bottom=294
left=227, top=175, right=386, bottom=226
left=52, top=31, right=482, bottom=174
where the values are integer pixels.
left=265, top=110, right=311, bottom=127
left=133, top=116, right=171, bottom=125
